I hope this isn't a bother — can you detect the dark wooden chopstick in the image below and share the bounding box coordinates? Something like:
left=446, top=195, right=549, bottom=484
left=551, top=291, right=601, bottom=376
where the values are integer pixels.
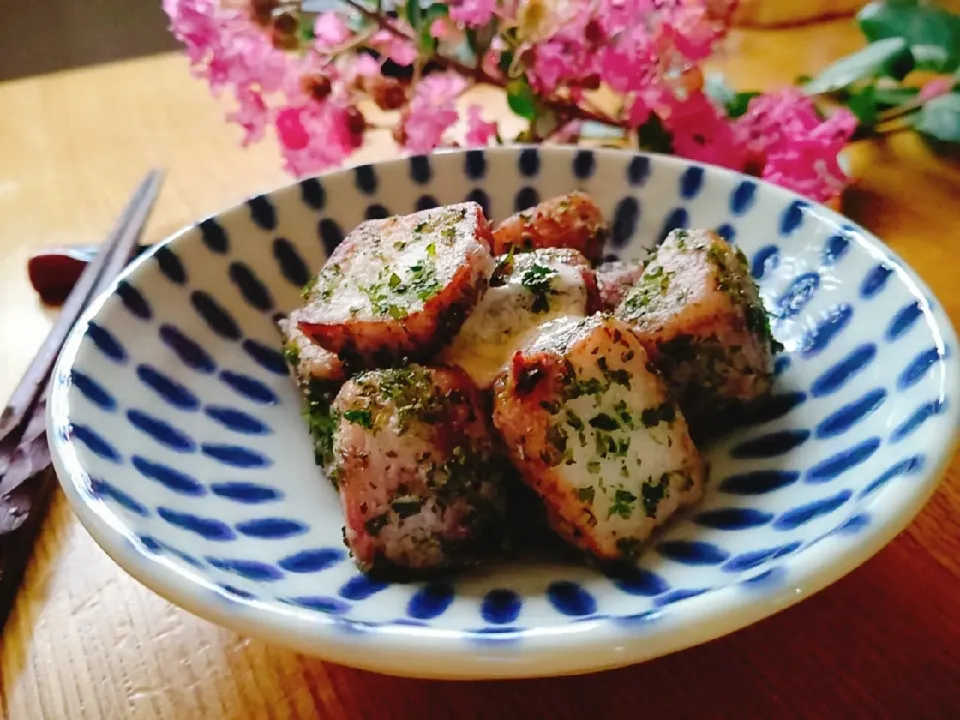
left=0, top=169, right=165, bottom=629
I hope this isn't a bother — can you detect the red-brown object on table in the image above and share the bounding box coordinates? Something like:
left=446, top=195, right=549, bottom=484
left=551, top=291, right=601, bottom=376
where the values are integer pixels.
left=28, top=245, right=152, bottom=306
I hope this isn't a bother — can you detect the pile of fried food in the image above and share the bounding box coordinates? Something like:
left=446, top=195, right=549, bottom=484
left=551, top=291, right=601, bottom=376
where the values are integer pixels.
left=279, top=192, right=781, bottom=578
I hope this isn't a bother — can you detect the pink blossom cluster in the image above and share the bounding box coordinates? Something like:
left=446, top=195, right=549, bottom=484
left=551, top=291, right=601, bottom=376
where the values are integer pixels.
left=162, top=0, right=856, bottom=202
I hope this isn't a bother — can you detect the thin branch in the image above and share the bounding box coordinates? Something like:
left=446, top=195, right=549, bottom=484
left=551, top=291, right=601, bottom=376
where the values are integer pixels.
left=340, top=0, right=628, bottom=129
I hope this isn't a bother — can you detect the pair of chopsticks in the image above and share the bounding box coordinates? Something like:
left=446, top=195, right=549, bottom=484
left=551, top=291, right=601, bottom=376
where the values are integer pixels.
left=0, top=169, right=165, bottom=630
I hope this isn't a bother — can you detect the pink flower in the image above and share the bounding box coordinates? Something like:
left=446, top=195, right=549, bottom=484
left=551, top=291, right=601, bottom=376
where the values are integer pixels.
left=656, top=5, right=721, bottom=62
left=600, top=25, right=658, bottom=95
left=400, top=73, right=467, bottom=153
left=227, top=84, right=268, bottom=146
left=313, top=12, right=351, bottom=50
left=449, top=0, right=499, bottom=27
left=595, top=0, right=656, bottom=36
left=919, top=77, right=953, bottom=102
left=465, top=104, right=498, bottom=146
left=660, top=90, right=747, bottom=170
left=276, top=102, right=359, bottom=176
left=736, top=89, right=856, bottom=201
left=370, top=29, right=418, bottom=66
left=527, top=15, right=601, bottom=93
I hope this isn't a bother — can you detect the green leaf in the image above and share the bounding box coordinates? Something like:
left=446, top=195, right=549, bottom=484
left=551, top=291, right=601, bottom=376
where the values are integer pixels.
left=913, top=92, right=960, bottom=142
left=847, top=85, right=879, bottom=126
left=804, top=37, right=914, bottom=94
left=405, top=0, right=422, bottom=29
left=637, top=113, right=674, bottom=154
left=872, top=84, right=919, bottom=107
left=704, top=73, right=760, bottom=118
left=507, top=78, right=537, bottom=120
left=858, top=0, right=960, bottom=73
left=417, top=2, right=448, bottom=51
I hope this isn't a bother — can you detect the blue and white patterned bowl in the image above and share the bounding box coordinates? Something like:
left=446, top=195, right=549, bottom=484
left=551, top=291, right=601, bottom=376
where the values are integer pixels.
left=47, top=147, right=959, bottom=679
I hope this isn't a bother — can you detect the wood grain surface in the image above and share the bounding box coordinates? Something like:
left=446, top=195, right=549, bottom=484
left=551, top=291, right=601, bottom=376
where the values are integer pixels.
left=2, top=18, right=959, bottom=720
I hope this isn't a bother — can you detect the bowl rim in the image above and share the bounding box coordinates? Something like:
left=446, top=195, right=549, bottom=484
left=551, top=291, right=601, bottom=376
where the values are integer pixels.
left=47, top=146, right=960, bottom=679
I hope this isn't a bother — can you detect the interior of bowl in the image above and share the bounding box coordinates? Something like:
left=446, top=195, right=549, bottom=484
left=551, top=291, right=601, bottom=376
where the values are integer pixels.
left=47, top=147, right=958, bottom=677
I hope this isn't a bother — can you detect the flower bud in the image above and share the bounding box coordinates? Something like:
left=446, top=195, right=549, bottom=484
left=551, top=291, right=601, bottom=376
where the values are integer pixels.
left=367, top=75, right=407, bottom=111
left=250, top=0, right=278, bottom=26
left=346, top=106, right=367, bottom=145
left=271, top=11, right=299, bottom=50
left=301, top=74, right=332, bottom=101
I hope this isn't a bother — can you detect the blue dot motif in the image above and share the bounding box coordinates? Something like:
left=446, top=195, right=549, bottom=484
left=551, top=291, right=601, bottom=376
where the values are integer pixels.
left=464, top=149, right=486, bottom=180
left=751, top=245, right=780, bottom=280
left=354, top=165, right=377, bottom=194
left=199, top=218, right=229, bottom=253
left=204, top=405, right=270, bottom=435
left=159, top=508, right=235, bottom=541
left=546, top=581, right=596, bottom=616
left=339, top=575, right=388, bottom=601
left=416, top=194, right=440, bottom=211
left=659, top=207, right=688, bottom=241
left=780, top=200, right=807, bottom=235
left=273, top=238, right=310, bottom=288
left=90, top=478, right=149, bottom=516
left=679, top=165, right=704, bottom=199
left=70, top=423, right=122, bottom=463
left=247, top=195, right=277, bottom=231
left=285, top=596, right=349, bottom=614
left=822, top=234, right=850, bottom=265
left=573, top=149, right=596, bottom=179
left=210, top=481, right=282, bottom=504
left=773, top=490, right=852, bottom=531
left=805, top=436, right=880, bottom=484
left=730, top=180, right=756, bottom=215
left=160, top=324, right=216, bottom=374
left=465, top=188, right=490, bottom=217
left=657, top=541, right=729, bottom=565
left=127, top=409, right=196, bottom=452
left=860, top=263, right=893, bottom=299
left=132, top=455, right=206, bottom=496
left=191, top=291, right=241, bottom=340
left=694, top=507, right=774, bottom=530
left=514, top=187, right=540, bottom=213
left=229, top=262, right=273, bottom=312
left=219, top=370, right=278, bottom=405
left=318, top=218, right=343, bottom=256
left=86, top=321, right=127, bottom=363
left=136, top=364, right=200, bottom=410
left=116, top=281, right=152, bottom=320
left=887, top=301, right=923, bottom=341
left=201, top=443, right=272, bottom=469
left=278, top=548, right=345, bottom=573
left=610, top=197, right=639, bottom=248
left=299, top=178, right=325, bottom=210
left=154, top=246, right=187, bottom=285
left=810, top=343, right=876, bottom=397
left=898, top=347, right=945, bottom=390
left=365, top=204, right=391, bottom=220
left=481, top=589, right=522, bottom=624
left=815, top=389, right=886, bottom=439
left=627, top=155, right=650, bottom=186
left=860, top=455, right=924, bottom=498
left=518, top=148, right=540, bottom=176
left=730, top=429, right=810, bottom=459
left=891, top=399, right=946, bottom=442
left=71, top=370, right=116, bottom=411
left=408, top=583, right=455, bottom=620
left=611, top=566, right=669, bottom=597
left=719, top=470, right=799, bottom=495
left=409, top=155, right=431, bottom=184
left=207, top=557, right=282, bottom=581
left=242, top=339, right=288, bottom=376
left=235, top=517, right=306, bottom=539
left=775, top=273, right=820, bottom=318
left=800, top=304, right=853, bottom=357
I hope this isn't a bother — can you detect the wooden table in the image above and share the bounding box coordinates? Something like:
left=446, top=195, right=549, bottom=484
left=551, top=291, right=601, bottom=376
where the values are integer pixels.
left=1, top=18, right=959, bottom=719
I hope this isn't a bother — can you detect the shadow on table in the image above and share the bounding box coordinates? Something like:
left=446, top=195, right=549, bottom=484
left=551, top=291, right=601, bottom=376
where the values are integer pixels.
left=0, top=0, right=179, bottom=83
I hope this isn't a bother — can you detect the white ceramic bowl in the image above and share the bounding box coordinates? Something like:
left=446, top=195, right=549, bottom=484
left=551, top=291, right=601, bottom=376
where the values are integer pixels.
left=47, top=147, right=959, bottom=679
